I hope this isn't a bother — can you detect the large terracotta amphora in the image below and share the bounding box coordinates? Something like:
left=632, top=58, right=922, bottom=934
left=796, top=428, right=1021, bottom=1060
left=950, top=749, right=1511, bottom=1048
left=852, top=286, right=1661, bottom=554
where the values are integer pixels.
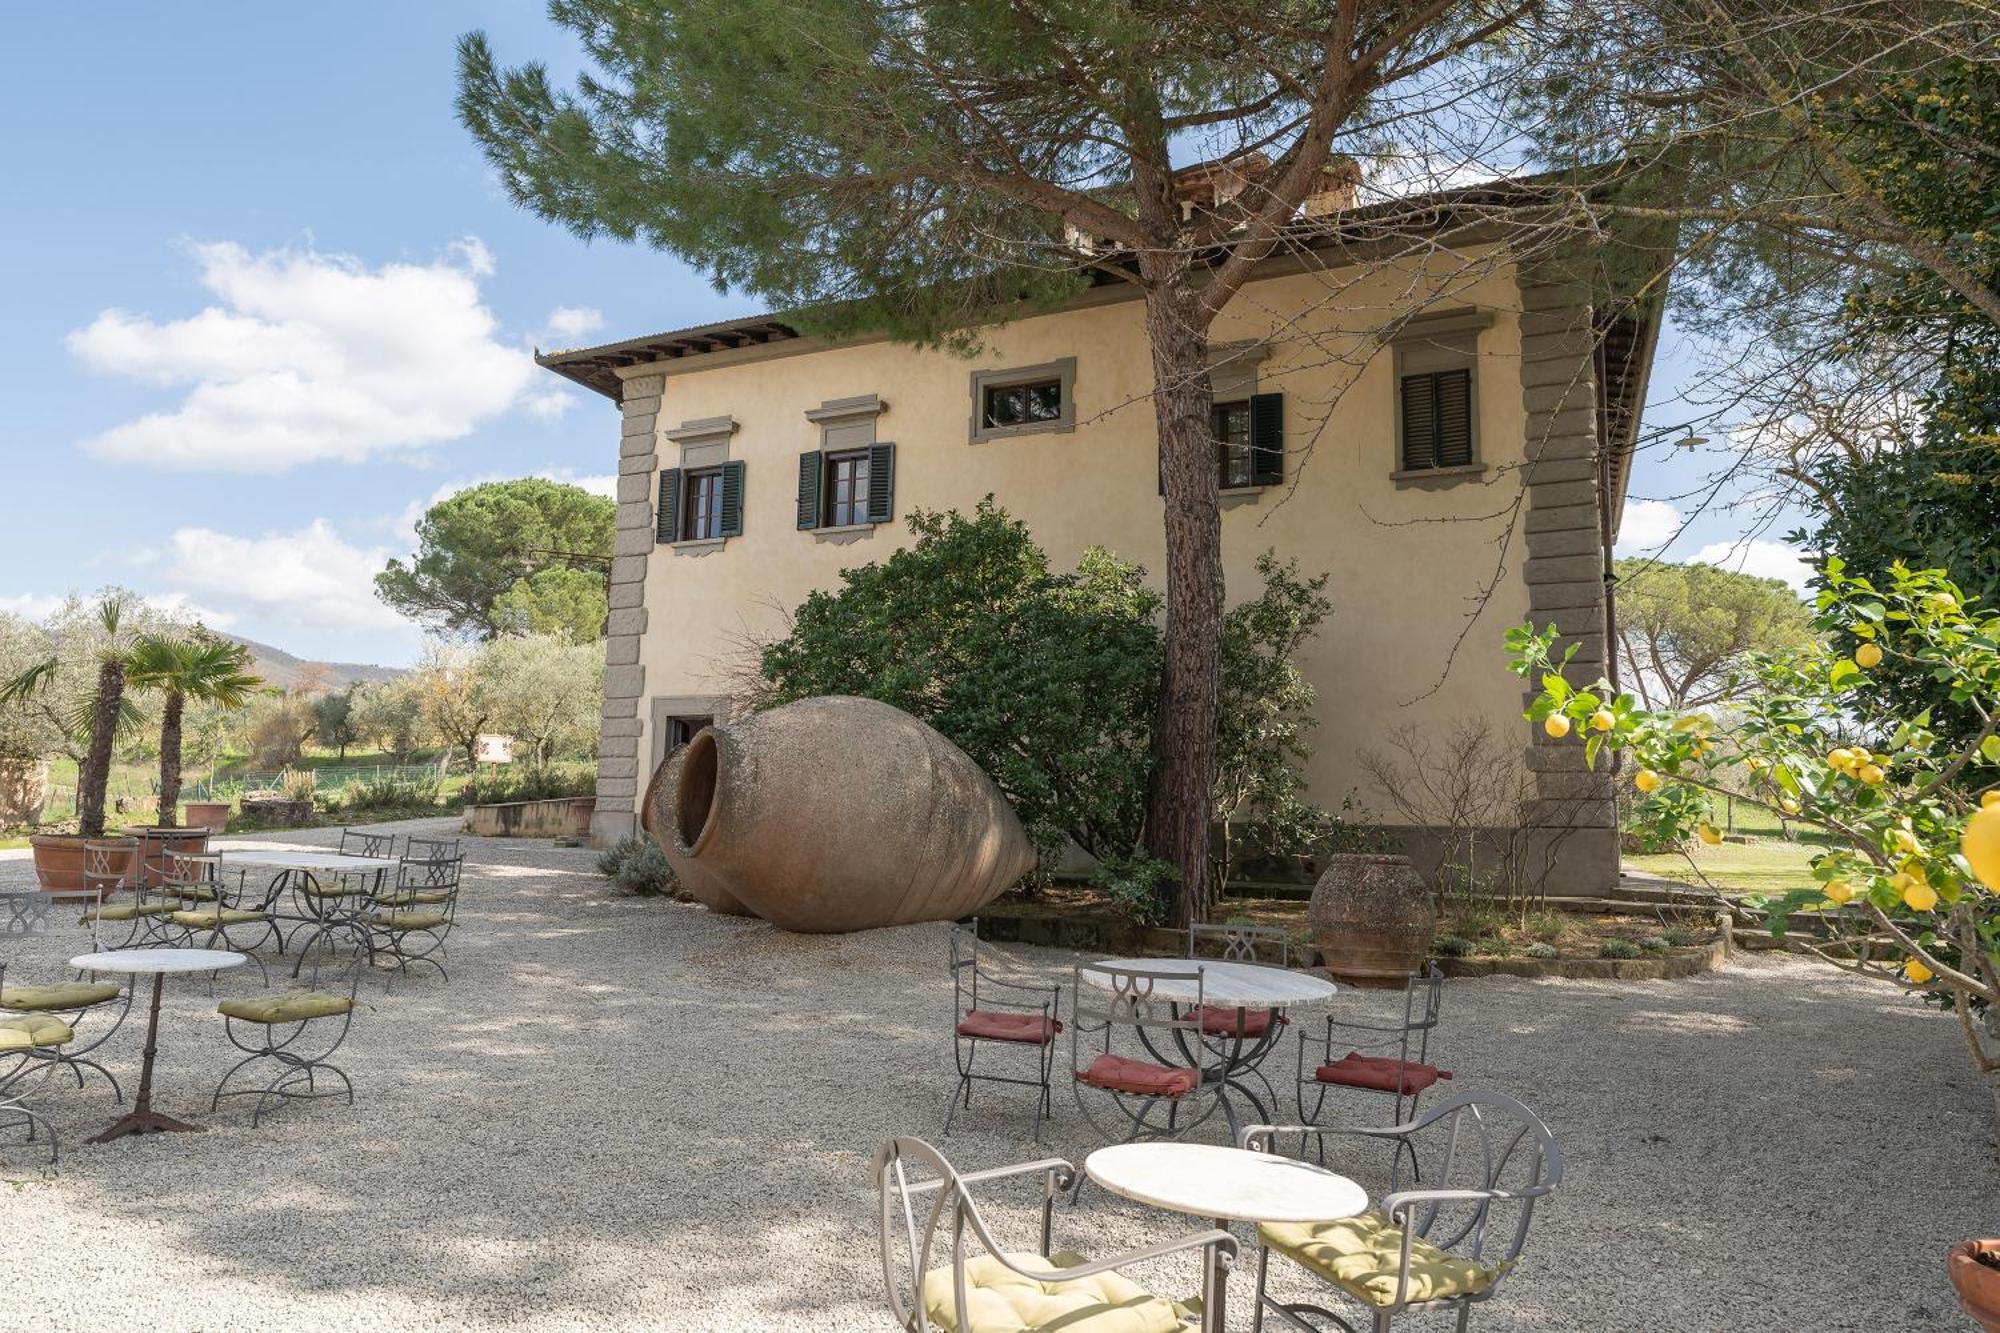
left=1308, top=852, right=1436, bottom=987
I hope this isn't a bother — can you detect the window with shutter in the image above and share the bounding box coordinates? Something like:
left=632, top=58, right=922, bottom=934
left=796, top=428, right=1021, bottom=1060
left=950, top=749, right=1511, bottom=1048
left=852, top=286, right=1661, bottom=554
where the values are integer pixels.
left=1249, top=392, right=1284, bottom=486
left=656, top=467, right=682, bottom=545
left=865, top=442, right=895, bottom=524
left=682, top=468, right=723, bottom=540
left=718, top=460, right=746, bottom=537
left=796, top=451, right=823, bottom=530
left=823, top=449, right=870, bottom=526
left=1398, top=369, right=1475, bottom=473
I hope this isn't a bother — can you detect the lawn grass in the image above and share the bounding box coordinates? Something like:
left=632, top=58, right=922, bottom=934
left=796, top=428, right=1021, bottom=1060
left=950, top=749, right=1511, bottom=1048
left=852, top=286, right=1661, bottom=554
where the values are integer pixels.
left=1626, top=839, right=1822, bottom=896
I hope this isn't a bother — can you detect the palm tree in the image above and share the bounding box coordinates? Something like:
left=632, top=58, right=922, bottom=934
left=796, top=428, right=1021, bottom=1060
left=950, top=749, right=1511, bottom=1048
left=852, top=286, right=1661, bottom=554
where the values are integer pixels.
left=0, top=596, right=137, bottom=838
left=126, top=632, right=263, bottom=828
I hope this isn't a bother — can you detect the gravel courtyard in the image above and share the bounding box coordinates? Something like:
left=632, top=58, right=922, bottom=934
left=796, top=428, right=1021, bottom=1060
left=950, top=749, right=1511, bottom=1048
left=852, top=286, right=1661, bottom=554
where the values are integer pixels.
left=2, top=819, right=1994, bottom=1331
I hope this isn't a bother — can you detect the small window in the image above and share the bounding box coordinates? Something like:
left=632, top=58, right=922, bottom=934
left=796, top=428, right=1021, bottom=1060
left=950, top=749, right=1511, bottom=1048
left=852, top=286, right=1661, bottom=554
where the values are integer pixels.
left=1213, top=400, right=1255, bottom=489
left=683, top=468, right=724, bottom=541
left=824, top=450, right=872, bottom=527
left=1399, top=368, right=1474, bottom=472
left=982, top=379, right=1063, bottom=430
left=667, top=715, right=712, bottom=750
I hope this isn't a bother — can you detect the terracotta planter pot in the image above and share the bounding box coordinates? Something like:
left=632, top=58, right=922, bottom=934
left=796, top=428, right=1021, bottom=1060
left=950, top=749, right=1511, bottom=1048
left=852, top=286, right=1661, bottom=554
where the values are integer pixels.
left=1308, top=853, right=1436, bottom=988
left=29, top=834, right=138, bottom=893
left=1951, top=1240, right=2000, bottom=1331
left=656, top=695, right=1036, bottom=933
left=643, top=742, right=753, bottom=917
left=123, top=826, right=212, bottom=888
left=183, top=802, right=231, bottom=833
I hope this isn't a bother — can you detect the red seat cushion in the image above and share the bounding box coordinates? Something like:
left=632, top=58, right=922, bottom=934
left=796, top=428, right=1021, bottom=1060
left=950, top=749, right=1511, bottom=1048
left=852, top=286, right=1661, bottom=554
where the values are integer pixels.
left=1315, top=1052, right=1451, bottom=1095
left=1076, top=1053, right=1200, bottom=1098
left=1191, top=1004, right=1285, bottom=1039
left=957, top=1010, right=1061, bottom=1044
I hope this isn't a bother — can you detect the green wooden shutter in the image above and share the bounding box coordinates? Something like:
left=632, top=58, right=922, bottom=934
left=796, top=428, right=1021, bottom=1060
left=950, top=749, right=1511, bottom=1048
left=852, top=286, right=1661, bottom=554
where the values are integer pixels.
left=865, top=443, right=895, bottom=524
left=796, top=451, right=822, bottom=530
left=719, top=460, right=746, bottom=538
left=1249, top=392, right=1283, bottom=487
left=1399, top=374, right=1435, bottom=471
left=656, top=468, right=682, bottom=544
left=1433, top=368, right=1473, bottom=467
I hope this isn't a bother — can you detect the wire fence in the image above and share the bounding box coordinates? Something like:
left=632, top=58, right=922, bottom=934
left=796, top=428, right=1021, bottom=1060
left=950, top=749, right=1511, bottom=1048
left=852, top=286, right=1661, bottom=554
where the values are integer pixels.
left=184, top=762, right=447, bottom=799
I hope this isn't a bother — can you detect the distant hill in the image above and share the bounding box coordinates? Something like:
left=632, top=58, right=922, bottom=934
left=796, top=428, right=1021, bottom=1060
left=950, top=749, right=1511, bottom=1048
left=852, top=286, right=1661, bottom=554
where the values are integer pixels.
left=226, top=635, right=406, bottom=692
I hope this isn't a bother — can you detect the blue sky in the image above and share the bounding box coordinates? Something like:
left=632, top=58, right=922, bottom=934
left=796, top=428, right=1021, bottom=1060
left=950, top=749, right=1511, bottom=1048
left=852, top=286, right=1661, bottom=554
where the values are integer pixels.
left=0, top=5, right=1798, bottom=666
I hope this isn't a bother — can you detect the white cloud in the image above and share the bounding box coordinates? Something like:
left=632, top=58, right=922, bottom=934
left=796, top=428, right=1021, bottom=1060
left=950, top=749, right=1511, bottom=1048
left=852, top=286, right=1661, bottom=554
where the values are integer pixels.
left=69, top=239, right=540, bottom=471
left=1692, top=538, right=1816, bottom=594
left=522, top=387, right=579, bottom=421
left=163, top=520, right=406, bottom=633
left=542, top=305, right=604, bottom=344
left=1614, top=499, right=1683, bottom=554
left=0, top=593, right=63, bottom=622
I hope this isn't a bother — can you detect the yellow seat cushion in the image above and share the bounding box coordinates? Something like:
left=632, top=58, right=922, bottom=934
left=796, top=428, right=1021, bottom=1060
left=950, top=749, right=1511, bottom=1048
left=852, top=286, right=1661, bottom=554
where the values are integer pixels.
left=167, top=884, right=218, bottom=901
left=170, top=908, right=268, bottom=928
left=369, top=910, right=448, bottom=931
left=81, top=901, right=178, bottom=922
left=375, top=890, right=449, bottom=907
left=1, top=980, right=122, bottom=1012
left=303, top=883, right=363, bottom=898
left=218, top=989, right=354, bottom=1025
left=1259, top=1211, right=1510, bottom=1309
left=920, top=1252, right=1186, bottom=1333
left=0, top=1014, right=74, bottom=1049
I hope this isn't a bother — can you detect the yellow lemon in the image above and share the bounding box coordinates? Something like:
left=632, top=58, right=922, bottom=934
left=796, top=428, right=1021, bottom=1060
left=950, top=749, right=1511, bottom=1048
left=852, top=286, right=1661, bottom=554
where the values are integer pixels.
left=1901, top=878, right=1938, bottom=912
left=1590, top=709, right=1615, bottom=733
left=1697, top=824, right=1723, bottom=846
left=1854, top=642, right=1883, bottom=669
left=1982, top=790, right=2000, bottom=810
left=1779, top=798, right=1801, bottom=816
left=1822, top=880, right=1852, bottom=905
left=1964, top=804, right=2000, bottom=890
left=1858, top=763, right=1886, bottom=785
left=1891, top=828, right=1922, bottom=855
left=1543, top=714, right=1571, bottom=739
left=1634, top=769, right=1662, bottom=794
left=1828, top=748, right=1857, bottom=771
left=1904, top=960, right=1934, bottom=986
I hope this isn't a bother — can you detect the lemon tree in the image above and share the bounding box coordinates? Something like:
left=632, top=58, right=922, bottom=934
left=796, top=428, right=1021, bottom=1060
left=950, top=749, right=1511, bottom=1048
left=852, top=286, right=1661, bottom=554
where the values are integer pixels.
left=1510, top=562, right=2000, bottom=1115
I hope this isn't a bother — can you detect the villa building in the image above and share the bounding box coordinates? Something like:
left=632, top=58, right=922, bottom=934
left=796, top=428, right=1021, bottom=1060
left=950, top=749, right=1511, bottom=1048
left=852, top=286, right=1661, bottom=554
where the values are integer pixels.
left=539, top=187, right=1665, bottom=896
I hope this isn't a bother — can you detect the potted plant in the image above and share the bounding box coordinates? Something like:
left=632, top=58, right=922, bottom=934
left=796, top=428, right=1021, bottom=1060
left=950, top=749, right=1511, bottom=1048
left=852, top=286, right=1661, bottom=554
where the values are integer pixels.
left=1952, top=1241, right=2000, bottom=1331
left=0, top=596, right=140, bottom=890
left=122, top=631, right=262, bottom=882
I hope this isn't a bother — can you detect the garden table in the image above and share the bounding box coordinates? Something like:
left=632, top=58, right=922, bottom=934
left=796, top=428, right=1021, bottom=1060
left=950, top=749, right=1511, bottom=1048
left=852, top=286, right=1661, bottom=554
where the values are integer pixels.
left=220, top=849, right=398, bottom=969
left=70, top=947, right=245, bottom=1141
left=1085, top=1141, right=1368, bottom=1328
left=1084, top=958, right=1336, bottom=1137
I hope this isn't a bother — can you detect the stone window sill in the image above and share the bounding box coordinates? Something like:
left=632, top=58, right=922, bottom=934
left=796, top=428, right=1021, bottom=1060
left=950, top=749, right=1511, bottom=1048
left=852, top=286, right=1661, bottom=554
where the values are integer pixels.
left=669, top=537, right=728, bottom=553
left=969, top=419, right=1075, bottom=444
left=810, top=522, right=878, bottom=542
left=1391, top=463, right=1487, bottom=488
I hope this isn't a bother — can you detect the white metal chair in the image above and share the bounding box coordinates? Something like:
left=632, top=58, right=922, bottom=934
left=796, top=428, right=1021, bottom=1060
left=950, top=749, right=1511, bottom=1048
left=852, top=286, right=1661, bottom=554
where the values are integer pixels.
left=872, top=1135, right=1237, bottom=1332
left=1069, top=962, right=1220, bottom=1150
left=1296, top=964, right=1449, bottom=1134
left=945, top=922, right=1062, bottom=1141
left=1241, top=1091, right=1563, bottom=1332
left=0, top=961, right=84, bottom=1163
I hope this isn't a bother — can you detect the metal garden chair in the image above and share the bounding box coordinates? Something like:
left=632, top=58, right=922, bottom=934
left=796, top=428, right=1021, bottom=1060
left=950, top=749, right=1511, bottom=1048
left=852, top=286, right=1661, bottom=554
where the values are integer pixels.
left=1240, top=1091, right=1563, bottom=1333
left=404, top=835, right=460, bottom=860
left=166, top=869, right=281, bottom=982
left=74, top=842, right=178, bottom=947
left=1188, top=920, right=1294, bottom=1042
left=338, top=828, right=397, bottom=858
left=944, top=922, right=1063, bottom=1141
left=1296, top=964, right=1449, bottom=1136
left=873, top=1135, right=1237, bottom=1333
left=364, top=853, right=462, bottom=981
left=0, top=939, right=131, bottom=1103
left=209, top=953, right=362, bottom=1126
left=1070, top=962, right=1219, bottom=1151
left=0, top=961, right=85, bottom=1163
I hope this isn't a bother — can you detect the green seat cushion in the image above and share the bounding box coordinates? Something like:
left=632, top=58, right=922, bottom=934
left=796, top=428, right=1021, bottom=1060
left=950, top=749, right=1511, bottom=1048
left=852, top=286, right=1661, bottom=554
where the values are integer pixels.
left=369, top=910, right=448, bottom=931
left=303, top=883, right=363, bottom=898
left=167, top=884, right=218, bottom=901
left=1259, top=1211, right=1511, bottom=1309
left=0, top=1014, right=74, bottom=1049
left=170, top=908, right=269, bottom=928
left=920, top=1252, right=1186, bottom=1333
left=218, top=989, right=354, bottom=1025
left=375, top=890, right=449, bottom=907
left=1, top=980, right=123, bottom=1012
left=82, top=901, right=178, bottom=922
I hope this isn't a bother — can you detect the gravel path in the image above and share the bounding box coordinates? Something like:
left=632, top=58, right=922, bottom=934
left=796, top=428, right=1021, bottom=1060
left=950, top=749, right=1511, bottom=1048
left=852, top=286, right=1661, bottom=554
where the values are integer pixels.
left=1, top=821, right=1993, bottom=1331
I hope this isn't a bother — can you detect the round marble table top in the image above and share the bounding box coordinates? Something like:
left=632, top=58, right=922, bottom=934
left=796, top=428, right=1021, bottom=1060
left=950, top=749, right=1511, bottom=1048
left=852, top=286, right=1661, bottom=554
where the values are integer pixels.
left=1085, top=957, right=1337, bottom=1008
left=72, top=948, right=248, bottom=976
left=1085, top=1143, right=1368, bottom=1224
left=220, top=849, right=400, bottom=873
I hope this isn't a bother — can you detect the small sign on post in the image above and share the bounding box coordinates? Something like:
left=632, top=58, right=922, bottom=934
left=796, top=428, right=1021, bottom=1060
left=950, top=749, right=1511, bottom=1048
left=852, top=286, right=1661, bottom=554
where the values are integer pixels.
left=475, top=734, right=516, bottom=765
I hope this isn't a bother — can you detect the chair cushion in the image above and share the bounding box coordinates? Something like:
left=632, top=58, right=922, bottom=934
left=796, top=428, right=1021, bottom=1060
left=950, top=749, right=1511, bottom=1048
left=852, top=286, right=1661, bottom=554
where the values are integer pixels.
left=303, top=883, right=364, bottom=898
left=81, top=902, right=178, bottom=922
left=1190, top=1005, right=1284, bottom=1039
left=0, top=1014, right=75, bottom=1049
left=1259, top=1211, right=1509, bottom=1309
left=218, top=989, right=355, bottom=1025
left=1, top=980, right=122, bottom=1012
left=166, top=884, right=218, bottom=901
left=958, top=1010, right=1062, bottom=1044
left=1076, top=1054, right=1199, bottom=1099
left=1314, top=1052, right=1451, bottom=1096
left=369, top=910, right=448, bottom=931
left=375, top=890, right=450, bottom=908
left=920, top=1251, right=1186, bottom=1333
left=170, top=908, right=268, bottom=928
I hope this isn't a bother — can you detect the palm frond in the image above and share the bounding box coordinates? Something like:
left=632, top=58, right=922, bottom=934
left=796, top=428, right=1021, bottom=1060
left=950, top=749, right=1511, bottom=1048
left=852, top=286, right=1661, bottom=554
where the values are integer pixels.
left=0, top=657, right=60, bottom=705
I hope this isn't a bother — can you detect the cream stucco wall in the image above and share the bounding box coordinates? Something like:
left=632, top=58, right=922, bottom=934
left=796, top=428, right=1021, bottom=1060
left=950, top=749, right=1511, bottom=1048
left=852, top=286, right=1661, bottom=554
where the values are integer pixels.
left=619, top=249, right=1561, bottom=832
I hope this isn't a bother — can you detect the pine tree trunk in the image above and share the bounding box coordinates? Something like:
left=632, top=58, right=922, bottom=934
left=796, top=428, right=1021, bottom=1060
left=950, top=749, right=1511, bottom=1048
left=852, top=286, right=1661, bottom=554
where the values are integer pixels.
left=156, top=691, right=185, bottom=828
left=78, top=659, right=124, bottom=839
left=1141, top=278, right=1223, bottom=927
